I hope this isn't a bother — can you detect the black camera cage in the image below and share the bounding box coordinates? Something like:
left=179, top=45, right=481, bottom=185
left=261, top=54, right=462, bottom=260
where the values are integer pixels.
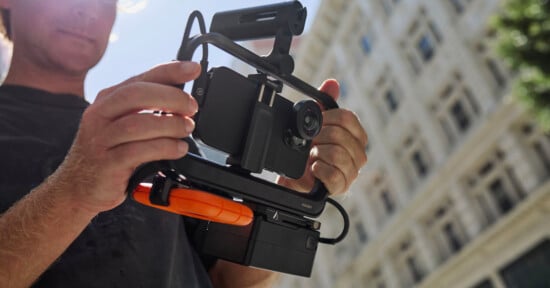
left=127, top=8, right=339, bottom=218
left=125, top=1, right=353, bottom=277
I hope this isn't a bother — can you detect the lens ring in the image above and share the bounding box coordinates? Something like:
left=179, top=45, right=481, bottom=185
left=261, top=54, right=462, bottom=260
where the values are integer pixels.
left=292, top=100, right=322, bottom=141
left=302, top=108, right=320, bottom=136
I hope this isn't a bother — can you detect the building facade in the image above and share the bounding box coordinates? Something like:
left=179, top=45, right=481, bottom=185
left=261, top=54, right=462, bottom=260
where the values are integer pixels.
left=276, top=0, right=550, bottom=287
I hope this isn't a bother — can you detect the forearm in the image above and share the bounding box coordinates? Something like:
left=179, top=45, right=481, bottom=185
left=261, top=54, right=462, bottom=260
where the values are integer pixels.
left=0, top=173, right=96, bottom=288
left=209, top=260, right=278, bottom=288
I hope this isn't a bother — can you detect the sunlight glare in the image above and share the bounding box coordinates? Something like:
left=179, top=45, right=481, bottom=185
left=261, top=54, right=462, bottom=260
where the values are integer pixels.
left=118, top=0, right=148, bottom=14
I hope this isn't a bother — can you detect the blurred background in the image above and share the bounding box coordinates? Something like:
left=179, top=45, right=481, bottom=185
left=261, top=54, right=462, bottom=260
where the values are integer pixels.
left=1, top=0, right=549, bottom=287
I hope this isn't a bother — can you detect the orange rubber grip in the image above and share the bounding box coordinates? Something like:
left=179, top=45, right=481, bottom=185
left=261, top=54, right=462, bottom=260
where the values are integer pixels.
left=133, top=183, right=253, bottom=226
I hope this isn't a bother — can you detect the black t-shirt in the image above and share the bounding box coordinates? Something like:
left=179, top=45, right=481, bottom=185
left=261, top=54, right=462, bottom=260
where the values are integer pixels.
left=0, top=85, right=214, bottom=288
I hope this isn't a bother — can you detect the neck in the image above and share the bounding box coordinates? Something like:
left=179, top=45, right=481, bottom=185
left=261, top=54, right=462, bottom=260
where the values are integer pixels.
left=3, top=53, right=87, bottom=98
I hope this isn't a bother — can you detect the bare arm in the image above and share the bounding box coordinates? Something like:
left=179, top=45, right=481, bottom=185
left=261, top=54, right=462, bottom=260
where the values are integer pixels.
left=0, top=61, right=201, bottom=287
left=0, top=172, right=97, bottom=287
left=209, top=260, right=278, bottom=288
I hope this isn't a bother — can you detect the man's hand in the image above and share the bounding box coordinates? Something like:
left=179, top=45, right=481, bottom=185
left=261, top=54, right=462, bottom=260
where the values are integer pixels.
left=209, top=79, right=369, bottom=288
left=54, top=61, right=201, bottom=214
left=277, top=79, right=368, bottom=195
left=0, top=62, right=201, bottom=288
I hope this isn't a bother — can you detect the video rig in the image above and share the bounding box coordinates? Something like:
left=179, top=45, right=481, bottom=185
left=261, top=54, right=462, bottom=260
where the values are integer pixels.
left=126, top=1, right=350, bottom=277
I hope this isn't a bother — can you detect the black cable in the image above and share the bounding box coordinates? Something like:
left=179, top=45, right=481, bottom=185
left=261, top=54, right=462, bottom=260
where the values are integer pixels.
left=319, top=198, right=350, bottom=245
left=178, top=11, right=209, bottom=92
left=181, top=10, right=208, bottom=61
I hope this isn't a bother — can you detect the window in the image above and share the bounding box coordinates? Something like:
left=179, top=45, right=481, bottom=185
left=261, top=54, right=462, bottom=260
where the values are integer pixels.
left=385, top=90, right=399, bottom=113
left=433, top=73, right=480, bottom=147
left=486, top=58, right=506, bottom=87
left=423, top=199, right=468, bottom=263
left=475, top=41, right=509, bottom=94
left=470, top=279, right=495, bottom=288
left=448, top=0, right=474, bottom=15
left=381, top=190, right=395, bottom=214
left=366, top=171, right=398, bottom=227
left=398, top=132, right=433, bottom=186
left=412, top=151, right=429, bottom=178
left=521, top=123, right=550, bottom=178
left=361, top=36, right=373, bottom=55
left=500, top=240, right=550, bottom=288
left=450, top=101, right=470, bottom=131
left=489, top=179, right=514, bottom=214
left=402, top=9, right=443, bottom=75
left=372, top=71, right=403, bottom=125
left=449, top=0, right=464, bottom=14
left=406, top=257, right=424, bottom=283
left=346, top=208, right=370, bottom=258
left=355, top=221, right=369, bottom=244
left=443, top=223, right=463, bottom=252
left=465, top=150, right=525, bottom=227
left=362, top=267, right=387, bottom=288
left=417, top=35, right=435, bottom=62
left=391, top=237, right=426, bottom=286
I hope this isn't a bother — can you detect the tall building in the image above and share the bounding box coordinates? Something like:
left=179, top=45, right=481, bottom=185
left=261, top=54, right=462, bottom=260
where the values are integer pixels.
left=276, top=0, right=550, bottom=287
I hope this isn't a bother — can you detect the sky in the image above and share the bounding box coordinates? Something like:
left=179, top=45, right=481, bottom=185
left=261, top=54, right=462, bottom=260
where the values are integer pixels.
left=85, top=0, right=321, bottom=102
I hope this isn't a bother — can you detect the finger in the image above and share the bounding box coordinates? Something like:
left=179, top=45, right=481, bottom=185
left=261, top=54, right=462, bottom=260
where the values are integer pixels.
left=311, top=145, right=358, bottom=190
left=318, top=79, right=340, bottom=101
left=108, top=138, right=189, bottom=171
left=313, top=126, right=368, bottom=172
left=311, top=160, right=347, bottom=195
left=102, top=113, right=195, bottom=147
left=96, top=61, right=201, bottom=99
left=276, top=176, right=314, bottom=193
left=93, top=82, right=198, bottom=120
left=322, top=109, right=369, bottom=149
left=125, top=61, right=201, bottom=86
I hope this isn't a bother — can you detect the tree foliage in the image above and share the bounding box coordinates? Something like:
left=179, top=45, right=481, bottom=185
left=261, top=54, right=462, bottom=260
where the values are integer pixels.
left=492, top=0, right=550, bottom=130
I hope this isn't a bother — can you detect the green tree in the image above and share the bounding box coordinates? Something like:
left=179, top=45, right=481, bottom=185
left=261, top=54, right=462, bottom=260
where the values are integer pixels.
left=492, top=0, right=550, bottom=130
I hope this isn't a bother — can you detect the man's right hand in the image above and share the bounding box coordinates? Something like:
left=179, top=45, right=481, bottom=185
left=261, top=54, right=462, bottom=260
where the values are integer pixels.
left=54, top=61, right=201, bottom=214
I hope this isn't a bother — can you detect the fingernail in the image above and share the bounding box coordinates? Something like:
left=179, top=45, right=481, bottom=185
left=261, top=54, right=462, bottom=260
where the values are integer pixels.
left=185, top=119, right=196, bottom=133
left=182, top=62, right=199, bottom=74
left=188, top=97, right=199, bottom=114
left=178, top=141, right=188, bottom=154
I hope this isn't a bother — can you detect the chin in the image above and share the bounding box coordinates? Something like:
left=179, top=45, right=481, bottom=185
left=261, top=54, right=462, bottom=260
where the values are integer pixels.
left=52, top=53, right=101, bottom=76
left=51, top=42, right=104, bottom=74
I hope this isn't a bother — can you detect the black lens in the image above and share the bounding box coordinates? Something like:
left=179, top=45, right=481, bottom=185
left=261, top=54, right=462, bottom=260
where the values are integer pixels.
left=302, top=108, right=320, bottom=137
left=292, top=100, right=322, bottom=141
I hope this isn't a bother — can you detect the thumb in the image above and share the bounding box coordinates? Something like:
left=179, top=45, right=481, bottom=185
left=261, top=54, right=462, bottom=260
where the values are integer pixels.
left=318, top=79, right=340, bottom=101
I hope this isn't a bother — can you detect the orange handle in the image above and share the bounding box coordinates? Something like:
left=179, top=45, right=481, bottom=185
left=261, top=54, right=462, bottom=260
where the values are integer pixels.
left=133, top=183, right=253, bottom=226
